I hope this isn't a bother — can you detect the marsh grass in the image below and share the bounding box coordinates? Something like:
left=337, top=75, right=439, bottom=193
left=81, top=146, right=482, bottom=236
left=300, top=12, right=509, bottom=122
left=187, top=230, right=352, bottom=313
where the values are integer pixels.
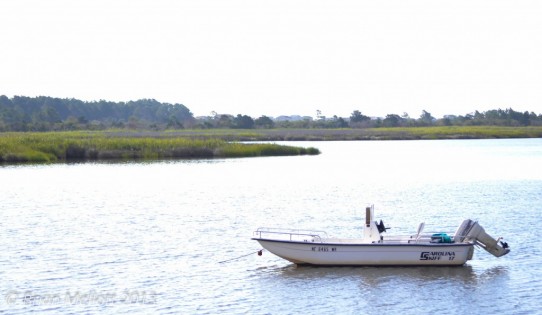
left=216, top=143, right=319, bottom=157
left=380, top=126, right=542, bottom=139
left=1, top=126, right=540, bottom=163
left=134, top=126, right=542, bottom=141
left=0, top=132, right=320, bottom=163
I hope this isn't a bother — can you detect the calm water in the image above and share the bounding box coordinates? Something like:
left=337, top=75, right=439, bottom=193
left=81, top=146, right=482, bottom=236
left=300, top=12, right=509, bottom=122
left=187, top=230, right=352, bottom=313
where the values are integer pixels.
left=1, top=139, right=541, bottom=314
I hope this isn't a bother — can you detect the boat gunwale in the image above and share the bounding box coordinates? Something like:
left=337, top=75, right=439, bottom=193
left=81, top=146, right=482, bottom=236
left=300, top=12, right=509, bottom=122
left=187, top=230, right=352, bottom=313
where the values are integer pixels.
left=252, top=238, right=474, bottom=247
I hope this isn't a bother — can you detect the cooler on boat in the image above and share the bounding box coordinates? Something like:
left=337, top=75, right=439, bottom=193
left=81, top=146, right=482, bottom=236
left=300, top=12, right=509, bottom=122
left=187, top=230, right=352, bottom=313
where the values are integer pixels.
left=431, top=233, right=453, bottom=243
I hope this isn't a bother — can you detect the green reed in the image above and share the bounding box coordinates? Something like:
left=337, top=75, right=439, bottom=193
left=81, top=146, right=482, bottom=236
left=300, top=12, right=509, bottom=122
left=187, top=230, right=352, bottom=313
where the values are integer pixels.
left=0, top=132, right=320, bottom=163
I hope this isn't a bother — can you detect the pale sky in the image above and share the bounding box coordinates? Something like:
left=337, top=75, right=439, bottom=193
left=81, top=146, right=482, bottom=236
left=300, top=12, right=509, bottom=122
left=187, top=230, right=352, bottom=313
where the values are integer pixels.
left=1, top=0, right=541, bottom=118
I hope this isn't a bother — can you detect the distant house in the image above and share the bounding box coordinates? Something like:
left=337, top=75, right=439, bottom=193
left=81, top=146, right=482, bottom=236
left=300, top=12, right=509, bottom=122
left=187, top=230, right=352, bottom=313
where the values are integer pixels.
left=274, top=115, right=313, bottom=122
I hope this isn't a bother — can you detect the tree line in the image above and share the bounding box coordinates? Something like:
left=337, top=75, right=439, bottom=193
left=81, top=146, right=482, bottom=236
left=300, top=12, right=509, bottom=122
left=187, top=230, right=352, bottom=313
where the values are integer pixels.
left=0, top=95, right=194, bottom=131
left=0, top=95, right=541, bottom=131
left=346, top=109, right=542, bottom=128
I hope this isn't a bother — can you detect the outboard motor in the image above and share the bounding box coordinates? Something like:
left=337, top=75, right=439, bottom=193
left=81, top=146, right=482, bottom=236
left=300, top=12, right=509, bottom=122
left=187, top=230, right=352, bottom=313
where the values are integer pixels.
left=454, top=219, right=510, bottom=257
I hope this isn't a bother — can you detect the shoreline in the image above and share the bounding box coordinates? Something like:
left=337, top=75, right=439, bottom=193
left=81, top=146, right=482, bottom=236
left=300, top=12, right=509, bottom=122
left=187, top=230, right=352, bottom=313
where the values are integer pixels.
left=1, top=126, right=540, bottom=164
left=104, top=126, right=542, bottom=141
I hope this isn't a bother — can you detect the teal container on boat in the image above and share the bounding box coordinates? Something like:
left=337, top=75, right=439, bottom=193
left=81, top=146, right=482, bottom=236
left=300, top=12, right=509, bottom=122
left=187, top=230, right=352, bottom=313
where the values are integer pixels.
left=431, top=233, right=453, bottom=243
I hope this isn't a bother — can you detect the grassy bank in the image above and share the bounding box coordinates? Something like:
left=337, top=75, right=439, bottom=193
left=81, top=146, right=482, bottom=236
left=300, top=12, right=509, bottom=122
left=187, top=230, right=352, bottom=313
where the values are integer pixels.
left=105, top=126, right=542, bottom=141
left=0, top=132, right=320, bottom=163
left=2, top=126, right=540, bottom=163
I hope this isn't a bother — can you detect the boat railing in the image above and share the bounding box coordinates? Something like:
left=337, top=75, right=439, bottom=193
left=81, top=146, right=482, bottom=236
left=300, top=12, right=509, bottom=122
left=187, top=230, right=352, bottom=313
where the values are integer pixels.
left=253, top=227, right=328, bottom=243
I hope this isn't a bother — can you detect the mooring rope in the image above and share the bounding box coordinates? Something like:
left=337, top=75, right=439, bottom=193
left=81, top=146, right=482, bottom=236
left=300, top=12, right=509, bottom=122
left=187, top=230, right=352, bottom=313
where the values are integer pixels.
left=218, top=249, right=264, bottom=264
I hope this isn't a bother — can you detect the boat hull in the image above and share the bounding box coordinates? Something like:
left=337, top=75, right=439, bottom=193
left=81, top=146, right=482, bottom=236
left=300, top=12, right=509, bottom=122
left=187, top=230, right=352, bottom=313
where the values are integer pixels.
left=254, top=239, right=474, bottom=266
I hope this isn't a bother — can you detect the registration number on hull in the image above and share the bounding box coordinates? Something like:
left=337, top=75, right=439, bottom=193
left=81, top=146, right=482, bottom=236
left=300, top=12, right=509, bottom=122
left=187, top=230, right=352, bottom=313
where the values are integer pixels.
left=311, top=246, right=337, bottom=252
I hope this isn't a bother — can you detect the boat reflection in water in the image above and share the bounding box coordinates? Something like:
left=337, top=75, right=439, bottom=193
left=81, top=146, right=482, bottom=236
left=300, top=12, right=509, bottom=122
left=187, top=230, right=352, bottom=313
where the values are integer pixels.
left=273, top=264, right=509, bottom=286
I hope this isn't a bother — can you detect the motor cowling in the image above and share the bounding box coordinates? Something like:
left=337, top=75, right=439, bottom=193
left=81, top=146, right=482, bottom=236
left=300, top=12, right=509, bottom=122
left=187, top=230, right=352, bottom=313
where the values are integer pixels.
left=454, top=219, right=510, bottom=257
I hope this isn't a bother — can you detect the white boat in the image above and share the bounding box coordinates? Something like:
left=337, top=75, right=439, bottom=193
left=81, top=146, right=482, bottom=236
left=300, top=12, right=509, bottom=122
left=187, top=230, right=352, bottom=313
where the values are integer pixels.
left=252, top=205, right=510, bottom=266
